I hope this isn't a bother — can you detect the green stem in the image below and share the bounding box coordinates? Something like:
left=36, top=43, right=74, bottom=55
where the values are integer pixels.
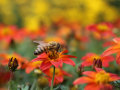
left=50, top=66, right=55, bottom=90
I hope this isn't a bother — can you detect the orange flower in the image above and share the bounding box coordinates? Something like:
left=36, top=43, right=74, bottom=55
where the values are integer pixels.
left=43, top=67, right=72, bottom=86
left=0, top=25, right=25, bottom=43
left=0, top=53, right=28, bottom=69
left=22, top=61, right=42, bottom=74
left=32, top=50, right=76, bottom=70
left=86, top=22, right=116, bottom=40
left=102, top=37, right=120, bottom=64
left=81, top=53, right=114, bottom=67
left=73, top=68, right=120, bottom=90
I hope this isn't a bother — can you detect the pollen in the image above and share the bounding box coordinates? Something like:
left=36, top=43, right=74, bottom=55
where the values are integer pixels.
left=47, top=50, right=59, bottom=60
left=95, top=71, right=110, bottom=84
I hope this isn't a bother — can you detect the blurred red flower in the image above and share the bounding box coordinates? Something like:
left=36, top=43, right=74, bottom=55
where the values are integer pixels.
left=0, top=66, right=11, bottom=89
left=22, top=61, right=42, bottom=74
left=73, top=68, right=120, bottom=90
left=0, top=53, right=28, bottom=69
left=21, top=25, right=48, bottom=40
left=43, top=67, right=72, bottom=86
left=102, top=37, right=120, bottom=64
left=32, top=50, right=76, bottom=70
left=86, top=22, right=116, bottom=40
left=81, top=53, right=114, bottom=67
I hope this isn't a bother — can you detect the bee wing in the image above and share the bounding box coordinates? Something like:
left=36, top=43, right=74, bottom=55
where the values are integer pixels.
left=33, top=41, right=48, bottom=47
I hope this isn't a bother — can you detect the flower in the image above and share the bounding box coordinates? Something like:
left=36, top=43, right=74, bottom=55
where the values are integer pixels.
left=81, top=53, right=114, bottom=67
left=43, top=67, right=72, bottom=86
left=8, top=57, right=18, bottom=72
left=73, top=68, right=120, bottom=90
left=86, top=22, right=116, bottom=40
left=0, top=53, right=28, bottom=70
left=32, top=50, right=76, bottom=70
left=22, top=61, right=42, bottom=74
left=102, top=37, right=120, bottom=64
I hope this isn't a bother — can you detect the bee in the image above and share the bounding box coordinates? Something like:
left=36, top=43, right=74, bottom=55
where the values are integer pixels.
left=33, top=41, right=61, bottom=55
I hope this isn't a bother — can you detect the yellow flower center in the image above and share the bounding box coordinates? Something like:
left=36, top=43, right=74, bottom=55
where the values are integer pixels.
left=95, top=71, right=110, bottom=84
left=97, top=25, right=109, bottom=31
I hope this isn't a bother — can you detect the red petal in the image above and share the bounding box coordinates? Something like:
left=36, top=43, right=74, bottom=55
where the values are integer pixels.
left=109, top=73, right=120, bottom=81
left=99, top=84, right=112, bottom=90
left=102, top=61, right=109, bottom=67
left=113, top=37, right=120, bottom=43
left=62, top=70, right=72, bottom=77
left=55, top=75, right=63, bottom=82
left=101, top=56, right=114, bottom=62
left=50, top=60, right=60, bottom=68
left=102, top=47, right=120, bottom=56
left=60, top=50, right=68, bottom=54
left=103, top=41, right=115, bottom=47
left=73, top=77, right=93, bottom=85
left=40, top=62, right=52, bottom=71
left=102, top=56, right=114, bottom=67
left=81, top=53, right=96, bottom=60
left=59, top=59, right=63, bottom=67
left=116, top=53, right=120, bottom=64
left=81, top=61, right=92, bottom=67
left=31, top=58, right=47, bottom=62
left=61, top=55, right=77, bottom=58
left=85, top=83, right=99, bottom=90
left=25, top=67, right=34, bottom=74
left=62, top=58, right=75, bottom=66
left=83, top=71, right=96, bottom=78
left=95, top=68, right=105, bottom=72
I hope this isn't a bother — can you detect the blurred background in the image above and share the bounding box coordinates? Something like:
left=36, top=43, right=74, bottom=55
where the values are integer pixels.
left=0, top=0, right=120, bottom=28
left=0, top=0, right=120, bottom=90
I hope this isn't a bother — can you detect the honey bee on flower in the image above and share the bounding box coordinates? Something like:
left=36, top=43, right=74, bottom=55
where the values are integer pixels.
left=32, top=41, right=76, bottom=70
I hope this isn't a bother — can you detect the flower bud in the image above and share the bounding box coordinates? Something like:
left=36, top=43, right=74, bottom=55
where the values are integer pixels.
left=77, top=64, right=84, bottom=76
left=37, top=76, right=48, bottom=89
left=8, top=57, right=18, bottom=72
left=93, top=58, right=102, bottom=69
left=70, top=85, right=78, bottom=90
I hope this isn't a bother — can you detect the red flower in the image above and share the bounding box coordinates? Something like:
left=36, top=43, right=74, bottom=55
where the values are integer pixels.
left=86, top=22, right=116, bottom=40
left=73, top=68, right=120, bottom=90
left=43, top=67, right=72, bottom=86
left=32, top=50, right=76, bottom=70
left=0, top=53, right=28, bottom=69
left=81, top=53, right=114, bottom=67
left=102, top=37, right=120, bottom=64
